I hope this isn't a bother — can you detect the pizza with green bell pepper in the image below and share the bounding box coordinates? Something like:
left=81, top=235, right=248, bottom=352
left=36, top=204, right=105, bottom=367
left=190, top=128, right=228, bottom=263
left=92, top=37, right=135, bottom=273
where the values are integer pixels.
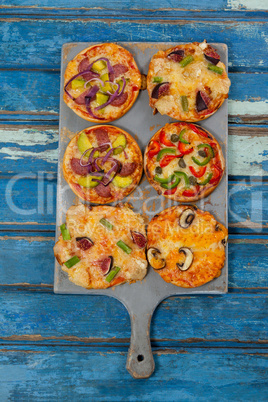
left=144, top=122, right=225, bottom=202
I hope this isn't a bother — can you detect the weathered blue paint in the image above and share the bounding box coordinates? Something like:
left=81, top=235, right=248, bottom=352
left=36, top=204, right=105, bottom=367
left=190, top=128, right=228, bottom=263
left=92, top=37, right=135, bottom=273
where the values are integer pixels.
left=0, top=348, right=267, bottom=401
left=0, top=21, right=267, bottom=71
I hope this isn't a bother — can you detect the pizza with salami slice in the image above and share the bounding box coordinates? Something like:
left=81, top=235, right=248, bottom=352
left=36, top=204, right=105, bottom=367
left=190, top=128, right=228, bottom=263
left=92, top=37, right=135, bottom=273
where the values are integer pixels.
left=144, top=122, right=225, bottom=202
left=147, top=205, right=228, bottom=288
left=147, top=41, right=231, bottom=122
left=63, top=43, right=141, bottom=122
left=54, top=203, right=148, bottom=289
left=63, top=125, right=143, bottom=204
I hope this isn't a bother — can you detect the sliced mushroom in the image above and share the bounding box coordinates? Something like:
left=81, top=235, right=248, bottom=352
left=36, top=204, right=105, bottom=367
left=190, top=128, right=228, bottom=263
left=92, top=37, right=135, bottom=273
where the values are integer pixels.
left=179, top=208, right=195, bottom=229
left=177, top=248, right=193, bottom=271
left=147, top=247, right=166, bottom=270
left=222, top=236, right=228, bottom=247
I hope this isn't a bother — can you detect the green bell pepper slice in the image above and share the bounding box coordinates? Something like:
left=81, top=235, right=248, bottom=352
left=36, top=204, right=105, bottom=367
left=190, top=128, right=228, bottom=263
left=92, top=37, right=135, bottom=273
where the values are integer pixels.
left=160, top=175, right=181, bottom=189
left=179, top=128, right=189, bottom=144
left=174, top=171, right=190, bottom=188
left=154, top=174, right=175, bottom=184
left=156, top=148, right=176, bottom=161
left=192, top=144, right=214, bottom=166
left=198, top=172, right=213, bottom=185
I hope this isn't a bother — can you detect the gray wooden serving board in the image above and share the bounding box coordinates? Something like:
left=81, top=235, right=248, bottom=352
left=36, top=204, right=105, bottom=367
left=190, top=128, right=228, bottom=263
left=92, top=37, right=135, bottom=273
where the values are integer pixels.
left=54, top=42, right=228, bottom=379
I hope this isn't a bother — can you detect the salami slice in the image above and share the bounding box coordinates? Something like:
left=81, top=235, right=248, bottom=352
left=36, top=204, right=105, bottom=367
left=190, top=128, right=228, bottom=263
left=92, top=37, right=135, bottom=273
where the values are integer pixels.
left=110, top=92, right=128, bottom=107
left=78, top=58, right=97, bottom=81
left=94, top=183, right=112, bottom=198
left=94, top=128, right=110, bottom=145
left=110, top=64, right=129, bottom=82
left=75, top=88, right=96, bottom=105
left=71, top=158, right=89, bottom=175
left=118, top=162, right=137, bottom=177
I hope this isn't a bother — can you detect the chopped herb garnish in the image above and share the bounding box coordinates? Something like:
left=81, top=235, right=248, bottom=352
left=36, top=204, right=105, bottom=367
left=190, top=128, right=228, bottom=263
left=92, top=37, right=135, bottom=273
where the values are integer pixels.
left=99, top=218, right=114, bottom=231
left=64, top=256, right=80, bottom=269
left=60, top=223, right=71, bottom=241
left=117, top=240, right=132, bottom=254
left=106, top=266, right=121, bottom=283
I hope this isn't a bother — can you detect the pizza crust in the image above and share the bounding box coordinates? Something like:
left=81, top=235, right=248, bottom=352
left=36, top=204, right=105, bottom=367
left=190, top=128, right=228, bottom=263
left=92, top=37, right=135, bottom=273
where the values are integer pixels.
left=147, top=205, right=228, bottom=288
left=63, top=125, right=143, bottom=204
left=63, top=43, right=141, bottom=122
left=144, top=122, right=225, bottom=202
left=54, top=204, right=148, bottom=289
left=147, top=41, right=231, bottom=122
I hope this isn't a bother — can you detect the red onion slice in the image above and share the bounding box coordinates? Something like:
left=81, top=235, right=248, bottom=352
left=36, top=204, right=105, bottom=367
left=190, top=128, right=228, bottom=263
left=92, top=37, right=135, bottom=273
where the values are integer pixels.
left=85, top=94, right=105, bottom=120
left=84, top=77, right=104, bottom=88
left=95, top=83, right=120, bottom=110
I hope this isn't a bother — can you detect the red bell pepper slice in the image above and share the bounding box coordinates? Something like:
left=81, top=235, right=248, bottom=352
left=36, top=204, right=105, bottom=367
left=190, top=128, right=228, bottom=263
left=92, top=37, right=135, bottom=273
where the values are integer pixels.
left=189, top=124, right=209, bottom=138
left=159, top=154, right=182, bottom=168
left=189, top=166, right=207, bottom=178
left=159, top=130, right=175, bottom=147
left=208, top=142, right=218, bottom=156
left=178, top=141, right=193, bottom=155
left=209, top=164, right=222, bottom=185
left=164, top=186, right=178, bottom=195
left=148, top=140, right=161, bottom=158
left=182, top=185, right=200, bottom=197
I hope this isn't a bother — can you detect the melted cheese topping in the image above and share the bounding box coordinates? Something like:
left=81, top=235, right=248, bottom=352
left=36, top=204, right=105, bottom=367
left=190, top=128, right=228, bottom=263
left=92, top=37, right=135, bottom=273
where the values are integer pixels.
left=147, top=42, right=231, bottom=122
left=64, top=43, right=141, bottom=122
left=147, top=206, right=228, bottom=288
left=54, top=204, right=148, bottom=289
left=63, top=125, right=143, bottom=204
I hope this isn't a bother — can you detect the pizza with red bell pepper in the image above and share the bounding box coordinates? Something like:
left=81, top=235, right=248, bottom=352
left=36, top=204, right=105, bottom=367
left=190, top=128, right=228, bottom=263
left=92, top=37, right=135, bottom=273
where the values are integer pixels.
left=144, top=122, right=225, bottom=202
left=63, top=125, right=143, bottom=204
left=147, top=205, right=228, bottom=288
left=147, top=41, right=231, bottom=122
left=63, top=43, right=141, bottom=123
left=54, top=203, right=148, bottom=289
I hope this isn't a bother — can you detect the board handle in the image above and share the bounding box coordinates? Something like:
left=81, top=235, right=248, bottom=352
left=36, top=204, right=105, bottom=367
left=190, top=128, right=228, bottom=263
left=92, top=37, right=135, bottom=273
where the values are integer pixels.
left=126, top=310, right=155, bottom=379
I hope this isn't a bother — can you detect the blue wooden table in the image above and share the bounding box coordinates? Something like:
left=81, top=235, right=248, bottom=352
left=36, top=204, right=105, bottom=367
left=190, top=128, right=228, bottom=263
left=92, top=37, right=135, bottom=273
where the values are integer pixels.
left=0, top=1, right=267, bottom=399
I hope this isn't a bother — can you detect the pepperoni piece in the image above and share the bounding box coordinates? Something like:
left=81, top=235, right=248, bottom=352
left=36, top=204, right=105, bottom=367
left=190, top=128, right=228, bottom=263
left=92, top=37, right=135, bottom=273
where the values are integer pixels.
left=118, top=162, right=137, bottom=177
left=70, top=158, right=89, bottom=175
left=75, top=88, right=96, bottom=105
left=110, top=64, right=129, bottom=81
left=110, top=92, right=128, bottom=107
left=95, top=183, right=112, bottom=198
left=93, top=128, right=110, bottom=145
left=78, top=58, right=97, bottom=81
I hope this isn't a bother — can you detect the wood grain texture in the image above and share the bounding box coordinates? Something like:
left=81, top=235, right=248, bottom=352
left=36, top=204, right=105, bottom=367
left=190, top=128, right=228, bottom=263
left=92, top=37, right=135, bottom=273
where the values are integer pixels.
left=0, top=21, right=267, bottom=71
left=0, top=237, right=267, bottom=288
left=0, top=347, right=268, bottom=401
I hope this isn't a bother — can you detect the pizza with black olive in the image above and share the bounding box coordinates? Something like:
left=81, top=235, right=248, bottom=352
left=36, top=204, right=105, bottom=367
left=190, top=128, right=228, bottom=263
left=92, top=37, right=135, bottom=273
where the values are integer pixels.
left=147, top=41, right=231, bottom=122
left=144, top=122, right=225, bottom=202
left=54, top=203, right=148, bottom=289
left=64, top=43, right=141, bottom=122
left=63, top=125, right=143, bottom=204
left=147, top=205, right=228, bottom=288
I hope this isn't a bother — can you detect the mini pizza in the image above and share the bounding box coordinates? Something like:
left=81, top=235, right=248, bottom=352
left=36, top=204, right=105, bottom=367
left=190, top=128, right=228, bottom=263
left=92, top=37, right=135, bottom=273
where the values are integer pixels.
left=144, top=122, right=225, bottom=202
left=147, top=205, right=228, bottom=288
left=63, top=125, right=143, bottom=204
left=63, top=43, right=141, bottom=122
left=54, top=203, right=148, bottom=289
left=147, top=41, right=231, bottom=122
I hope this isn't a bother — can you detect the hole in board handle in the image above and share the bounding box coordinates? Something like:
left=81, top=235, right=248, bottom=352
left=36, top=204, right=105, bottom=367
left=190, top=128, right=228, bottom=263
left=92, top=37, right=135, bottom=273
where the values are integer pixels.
left=137, top=354, right=144, bottom=362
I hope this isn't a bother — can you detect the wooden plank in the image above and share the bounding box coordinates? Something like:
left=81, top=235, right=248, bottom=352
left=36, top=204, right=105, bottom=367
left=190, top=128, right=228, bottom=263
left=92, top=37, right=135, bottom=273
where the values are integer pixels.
left=0, top=21, right=267, bottom=71
left=1, top=177, right=267, bottom=232
left=0, top=347, right=267, bottom=400
left=0, top=237, right=267, bottom=289
left=0, top=291, right=267, bottom=342
left=0, top=124, right=267, bottom=176
left=0, top=71, right=267, bottom=123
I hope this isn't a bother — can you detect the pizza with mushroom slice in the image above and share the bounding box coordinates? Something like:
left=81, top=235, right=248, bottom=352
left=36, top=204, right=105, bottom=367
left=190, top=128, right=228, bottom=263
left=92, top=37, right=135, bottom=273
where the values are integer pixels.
left=147, top=41, right=231, bottom=122
left=63, top=43, right=141, bottom=122
left=144, top=122, right=225, bottom=202
left=54, top=203, right=148, bottom=289
left=147, top=205, right=228, bottom=288
left=63, top=125, right=143, bottom=204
